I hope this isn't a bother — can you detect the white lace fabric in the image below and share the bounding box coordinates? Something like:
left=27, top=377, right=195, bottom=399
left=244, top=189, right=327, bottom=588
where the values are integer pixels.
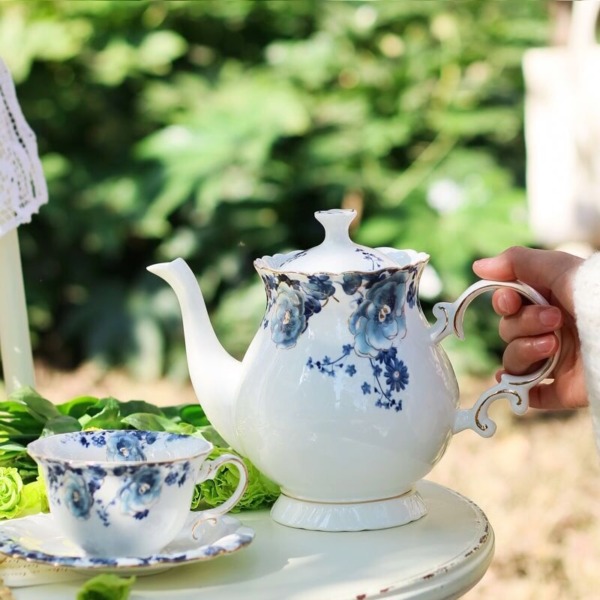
left=0, top=58, right=47, bottom=238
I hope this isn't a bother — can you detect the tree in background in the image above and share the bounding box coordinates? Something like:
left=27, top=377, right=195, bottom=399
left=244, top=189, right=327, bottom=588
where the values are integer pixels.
left=0, top=0, right=549, bottom=381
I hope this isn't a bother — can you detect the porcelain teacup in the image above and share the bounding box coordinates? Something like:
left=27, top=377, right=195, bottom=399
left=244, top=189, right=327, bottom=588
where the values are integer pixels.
left=27, top=430, right=248, bottom=558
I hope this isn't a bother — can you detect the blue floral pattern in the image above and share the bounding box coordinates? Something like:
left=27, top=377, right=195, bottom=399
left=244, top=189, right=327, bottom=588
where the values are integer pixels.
left=63, top=471, right=93, bottom=520
left=262, top=274, right=337, bottom=349
left=270, top=283, right=306, bottom=348
left=349, top=271, right=408, bottom=358
left=406, top=265, right=419, bottom=308
left=257, top=266, right=420, bottom=412
left=107, top=432, right=147, bottom=461
left=354, top=248, right=384, bottom=270
left=119, top=466, right=162, bottom=518
left=0, top=513, right=254, bottom=569
left=384, top=352, right=409, bottom=392
left=306, top=344, right=356, bottom=377
left=308, top=346, right=409, bottom=412
left=43, top=432, right=195, bottom=527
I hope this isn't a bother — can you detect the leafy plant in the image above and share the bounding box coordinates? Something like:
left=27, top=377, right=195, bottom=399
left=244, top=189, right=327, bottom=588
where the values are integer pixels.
left=0, top=1, right=550, bottom=380
left=0, top=387, right=279, bottom=513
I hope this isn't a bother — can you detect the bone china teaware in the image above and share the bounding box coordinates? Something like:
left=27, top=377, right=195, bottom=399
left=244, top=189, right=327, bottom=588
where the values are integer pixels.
left=28, top=430, right=248, bottom=557
left=148, top=209, right=558, bottom=532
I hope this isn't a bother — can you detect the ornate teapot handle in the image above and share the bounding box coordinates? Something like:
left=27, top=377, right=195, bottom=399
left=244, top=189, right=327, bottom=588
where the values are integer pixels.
left=429, top=280, right=561, bottom=438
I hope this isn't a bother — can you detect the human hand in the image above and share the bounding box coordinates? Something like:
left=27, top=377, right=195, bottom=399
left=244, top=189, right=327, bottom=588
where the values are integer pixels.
left=473, top=246, right=586, bottom=410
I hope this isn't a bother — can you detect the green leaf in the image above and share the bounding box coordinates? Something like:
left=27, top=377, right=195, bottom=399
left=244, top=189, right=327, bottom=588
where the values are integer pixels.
left=8, top=388, right=60, bottom=423
left=121, top=413, right=197, bottom=435
left=0, top=441, right=28, bottom=453
left=119, top=413, right=167, bottom=432
left=57, top=396, right=102, bottom=419
left=0, top=423, right=29, bottom=438
left=76, top=573, right=136, bottom=600
left=193, top=447, right=279, bottom=513
left=176, top=404, right=208, bottom=427
left=195, top=425, right=228, bottom=448
left=0, top=401, right=32, bottom=414
left=42, top=416, right=82, bottom=436
left=115, top=400, right=164, bottom=418
left=11, top=479, right=49, bottom=519
left=79, top=398, right=123, bottom=430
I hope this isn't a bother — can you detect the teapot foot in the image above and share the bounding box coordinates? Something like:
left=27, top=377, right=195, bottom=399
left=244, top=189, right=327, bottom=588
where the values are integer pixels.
left=270, top=489, right=427, bottom=532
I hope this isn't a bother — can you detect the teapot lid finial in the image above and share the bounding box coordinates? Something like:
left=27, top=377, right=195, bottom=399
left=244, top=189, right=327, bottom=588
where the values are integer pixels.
left=315, top=209, right=356, bottom=245
left=268, top=208, right=403, bottom=273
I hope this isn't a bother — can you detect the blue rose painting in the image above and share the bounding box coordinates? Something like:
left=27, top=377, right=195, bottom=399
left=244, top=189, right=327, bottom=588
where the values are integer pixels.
left=268, top=275, right=337, bottom=348
left=63, top=471, right=93, bottom=520
left=264, top=266, right=416, bottom=412
left=301, top=274, right=336, bottom=304
left=270, top=283, right=306, bottom=348
left=107, top=432, right=147, bottom=462
left=119, top=466, right=162, bottom=516
left=349, top=271, right=408, bottom=358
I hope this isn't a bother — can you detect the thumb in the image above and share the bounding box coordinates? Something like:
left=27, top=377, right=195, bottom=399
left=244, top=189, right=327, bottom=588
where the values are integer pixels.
left=473, top=247, right=581, bottom=313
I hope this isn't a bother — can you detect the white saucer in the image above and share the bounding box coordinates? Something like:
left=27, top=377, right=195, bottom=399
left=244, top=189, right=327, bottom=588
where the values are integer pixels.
left=0, top=512, right=254, bottom=575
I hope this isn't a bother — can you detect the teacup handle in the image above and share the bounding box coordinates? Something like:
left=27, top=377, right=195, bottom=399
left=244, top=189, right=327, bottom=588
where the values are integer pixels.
left=193, top=453, right=249, bottom=521
left=429, top=279, right=561, bottom=438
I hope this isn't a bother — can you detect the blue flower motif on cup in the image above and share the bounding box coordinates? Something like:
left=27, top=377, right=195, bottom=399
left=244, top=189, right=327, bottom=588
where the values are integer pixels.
left=270, top=282, right=306, bottom=349
left=164, top=461, right=190, bottom=487
left=106, top=432, right=146, bottom=462
left=142, top=431, right=158, bottom=445
left=63, top=471, right=93, bottom=520
left=349, top=271, right=408, bottom=358
left=87, top=466, right=107, bottom=495
left=119, top=466, right=162, bottom=517
left=90, top=434, right=106, bottom=448
left=46, top=463, right=65, bottom=490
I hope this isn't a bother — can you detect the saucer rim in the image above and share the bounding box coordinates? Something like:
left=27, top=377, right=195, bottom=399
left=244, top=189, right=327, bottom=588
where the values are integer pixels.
left=0, top=512, right=254, bottom=572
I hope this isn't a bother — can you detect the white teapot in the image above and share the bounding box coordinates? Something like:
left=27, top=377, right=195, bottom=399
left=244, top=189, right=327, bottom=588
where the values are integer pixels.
left=148, top=209, right=558, bottom=531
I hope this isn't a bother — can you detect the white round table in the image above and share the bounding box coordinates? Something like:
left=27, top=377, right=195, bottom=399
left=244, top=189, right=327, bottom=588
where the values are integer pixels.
left=11, top=481, right=494, bottom=600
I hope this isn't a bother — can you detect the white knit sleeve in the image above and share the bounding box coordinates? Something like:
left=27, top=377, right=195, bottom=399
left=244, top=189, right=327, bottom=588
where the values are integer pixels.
left=574, top=253, right=600, bottom=449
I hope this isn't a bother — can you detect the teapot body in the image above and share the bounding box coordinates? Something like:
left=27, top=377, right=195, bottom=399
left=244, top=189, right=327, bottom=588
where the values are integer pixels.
left=235, top=263, right=459, bottom=506
left=148, top=209, right=559, bottom=531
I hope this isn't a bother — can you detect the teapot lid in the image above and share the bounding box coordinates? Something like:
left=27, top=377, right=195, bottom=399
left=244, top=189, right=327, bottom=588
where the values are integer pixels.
left=260, top=209, right=427, bottom=274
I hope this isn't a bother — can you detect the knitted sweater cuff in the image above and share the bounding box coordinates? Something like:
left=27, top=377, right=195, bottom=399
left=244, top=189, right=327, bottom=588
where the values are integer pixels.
left=574, top=252, right=600, bottom=447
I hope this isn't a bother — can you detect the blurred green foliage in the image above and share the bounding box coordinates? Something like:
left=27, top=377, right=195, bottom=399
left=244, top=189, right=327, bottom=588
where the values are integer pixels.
left=0, top=0, right=549, bottom=380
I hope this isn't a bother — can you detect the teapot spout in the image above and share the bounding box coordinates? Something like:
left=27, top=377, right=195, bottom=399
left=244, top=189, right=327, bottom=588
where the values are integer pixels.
left=147, top=258, right=243, bottom=452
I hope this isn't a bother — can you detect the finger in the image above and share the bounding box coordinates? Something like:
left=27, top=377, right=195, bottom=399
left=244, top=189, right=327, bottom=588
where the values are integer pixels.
left=492, top=288, right=524, bottom=316
left=473, top=247, right=582, bottom=312
left=529, top=381, right=588, bottom=410
left=498, top=305, right=562, bottom=343
left=473, top=247, right=565, bottom=287
left=502, top=334, right=559, bottom=375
